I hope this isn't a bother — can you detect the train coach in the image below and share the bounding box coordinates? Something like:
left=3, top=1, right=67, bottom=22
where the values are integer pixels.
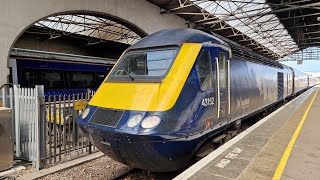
left=308, top=76, right=320, bottom=87
left=77, top=28, right=315, bottom=172
left=9, top=48, right=115, bottom=96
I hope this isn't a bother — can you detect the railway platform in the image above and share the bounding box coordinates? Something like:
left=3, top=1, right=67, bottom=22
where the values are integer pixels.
left=175, top=86, right=320, bottom=180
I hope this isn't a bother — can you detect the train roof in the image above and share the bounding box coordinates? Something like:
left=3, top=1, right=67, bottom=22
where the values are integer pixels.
left=10, top=48, right=116, bottom=65
left=128, top=28, right=284, bottom=69
left=128, top=28, right=227, bottom=50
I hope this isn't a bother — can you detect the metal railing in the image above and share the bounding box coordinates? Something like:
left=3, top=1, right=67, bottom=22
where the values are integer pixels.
left=4, top=84, right=98, bottom=170
left=42, top=92, right=98, bottom=167
left=13, top=85, right=42, bottom=170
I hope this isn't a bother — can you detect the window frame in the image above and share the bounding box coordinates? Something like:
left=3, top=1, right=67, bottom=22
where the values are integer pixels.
left=218, top=52, right=227, bottom=90
left=107, top=46, right=180, bottom=82
left=66, top=71, right=95, bottom=89
left=195, top=49, right=213, bottom=91
left=22, top=68, right=66, bottom=89
left=22, top=68, right=104, bottom=89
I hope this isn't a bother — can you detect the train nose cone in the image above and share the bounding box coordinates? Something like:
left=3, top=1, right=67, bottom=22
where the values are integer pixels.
left=83, top=128, right=195, bottom=172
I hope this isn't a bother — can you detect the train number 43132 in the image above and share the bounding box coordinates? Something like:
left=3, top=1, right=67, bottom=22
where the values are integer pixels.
left=202, top=97, right=214, bottom=107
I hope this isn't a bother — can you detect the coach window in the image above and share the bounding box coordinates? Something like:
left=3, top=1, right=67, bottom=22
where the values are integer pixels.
left=219, top=52, right=227, bottom=90
left=68, top=71, right=94, bottom=88
left=196, top=49, right=213, bottom=91
left=95, top=73, right=106, bottom=87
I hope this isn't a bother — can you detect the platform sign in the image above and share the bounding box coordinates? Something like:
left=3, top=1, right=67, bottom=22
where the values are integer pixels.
left=74, top=100, right=87, bottom=110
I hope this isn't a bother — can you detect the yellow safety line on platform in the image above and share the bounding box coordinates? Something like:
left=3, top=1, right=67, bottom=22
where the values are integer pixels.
left=273, top=88, right=319, bottom=180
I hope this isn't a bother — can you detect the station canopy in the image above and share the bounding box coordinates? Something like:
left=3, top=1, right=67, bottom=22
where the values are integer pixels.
left=26, top=1, right=320, bottom=61
left=279, top=47, right=320, bottom=61
left=29, top=14, right=142, bottom=45
left=148, top=0, right=320, bottom=60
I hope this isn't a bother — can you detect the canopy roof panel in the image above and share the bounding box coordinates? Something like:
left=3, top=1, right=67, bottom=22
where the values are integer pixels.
left=267, top=0, right=320, bottom=52
left=189, top=0, right=298, bottom=57
left=148, top=0, right=320, bottom=60
left=25, top=1, right=320, bottom=60
left=279, top=47, right=320, bottom=61
left=33, top=14, right=142, bottom=45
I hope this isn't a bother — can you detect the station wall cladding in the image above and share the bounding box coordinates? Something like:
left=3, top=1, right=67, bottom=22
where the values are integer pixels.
left=0, top=0, right=188, bottom=86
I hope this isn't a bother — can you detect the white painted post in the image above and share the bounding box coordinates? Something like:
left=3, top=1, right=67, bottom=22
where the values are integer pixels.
left=2, top=86, right=6, bottom=107
left=30, top=88, right=35, bottom=167
left=9, top=88, right=13, bottom=109
left=13, top=85, right=21, bottom=157
left=27, top=88, right=31, bottom=160
left=13, top=85, right=44, bottom=170
left=21, top=88, right=25, bottom=157
left=10, top=88, right=14, bottom=141
left=32, top=88, right=35, bottom=165
left=33, top=88, right=38, bottom=169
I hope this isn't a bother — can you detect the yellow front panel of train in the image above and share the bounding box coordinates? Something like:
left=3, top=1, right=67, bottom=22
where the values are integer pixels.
left=89, top=43, right=202, bottom=112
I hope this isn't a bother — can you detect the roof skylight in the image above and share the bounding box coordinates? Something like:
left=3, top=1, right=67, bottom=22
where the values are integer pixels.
left=35, top=14, right=142, bottom=45
left=190, top=0, right=299, bottom=57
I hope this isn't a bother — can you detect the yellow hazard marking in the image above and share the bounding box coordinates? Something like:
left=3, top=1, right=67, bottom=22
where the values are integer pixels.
left=273, top=88, right=319, bottom=180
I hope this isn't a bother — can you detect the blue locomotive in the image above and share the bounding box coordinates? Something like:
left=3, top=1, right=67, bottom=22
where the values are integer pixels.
left=77, top=28, right=317, bottom=172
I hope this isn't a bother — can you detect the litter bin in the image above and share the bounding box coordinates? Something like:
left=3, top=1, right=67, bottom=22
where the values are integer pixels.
left=0, top=107, right=13, bottom=171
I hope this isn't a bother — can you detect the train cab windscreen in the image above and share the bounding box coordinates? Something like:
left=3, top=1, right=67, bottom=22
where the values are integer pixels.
left=108, top=48, right=179, bottom=82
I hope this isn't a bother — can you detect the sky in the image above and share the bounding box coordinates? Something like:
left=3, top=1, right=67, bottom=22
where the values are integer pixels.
left=281, top=60, right=320, bottom=77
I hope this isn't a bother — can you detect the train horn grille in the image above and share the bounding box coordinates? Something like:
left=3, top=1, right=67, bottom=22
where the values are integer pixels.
left=89, top=108, right=124, bottom=128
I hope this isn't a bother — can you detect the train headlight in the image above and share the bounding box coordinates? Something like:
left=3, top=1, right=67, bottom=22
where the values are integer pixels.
left=127, top=114, right=143, bottom=128
left=141, top=115, right=161, bottom=129
left=82, top=107, right=90, bottom=119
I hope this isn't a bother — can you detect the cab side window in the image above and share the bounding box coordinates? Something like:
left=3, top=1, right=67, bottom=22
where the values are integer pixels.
left=196, top=50, right=213, bottom=91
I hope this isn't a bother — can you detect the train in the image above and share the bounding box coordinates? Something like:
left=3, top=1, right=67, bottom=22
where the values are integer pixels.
left=9, top=48, right=115, bottom=96
left=77, top=28, right=319, bottom=172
